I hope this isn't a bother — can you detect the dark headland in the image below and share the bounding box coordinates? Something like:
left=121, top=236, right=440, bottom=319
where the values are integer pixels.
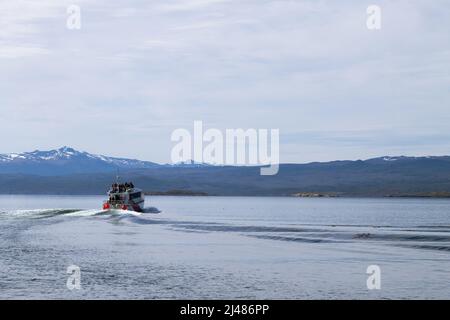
left=1, top=148, right=450, bottom=197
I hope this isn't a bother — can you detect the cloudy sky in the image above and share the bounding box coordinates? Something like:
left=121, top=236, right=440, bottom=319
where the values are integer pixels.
left=0, top=0, right=449, bottom=163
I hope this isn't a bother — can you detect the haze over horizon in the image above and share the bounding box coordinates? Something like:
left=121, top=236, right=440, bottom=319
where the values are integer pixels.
left=1, top=0, right=449, bottom=163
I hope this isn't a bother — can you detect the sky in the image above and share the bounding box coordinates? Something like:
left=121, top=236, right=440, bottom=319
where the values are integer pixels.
left=0, top=0, right=449, bottom=164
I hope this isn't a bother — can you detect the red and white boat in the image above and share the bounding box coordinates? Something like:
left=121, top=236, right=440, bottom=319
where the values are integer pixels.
left=102, top=182, right=145, bottom=212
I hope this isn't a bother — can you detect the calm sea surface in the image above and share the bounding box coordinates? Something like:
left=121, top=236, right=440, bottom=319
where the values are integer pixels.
left=0, top=195, right=449, bottom=299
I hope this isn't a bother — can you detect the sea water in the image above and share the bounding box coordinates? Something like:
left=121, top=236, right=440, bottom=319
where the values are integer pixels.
left=0, top=195, right=449, bottom=299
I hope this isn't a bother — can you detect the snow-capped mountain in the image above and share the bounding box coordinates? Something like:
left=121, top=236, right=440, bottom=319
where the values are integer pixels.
left=0, top=147, right=159, bottom=175
left=164, top=159, right=213, bottom=168
left=365, top=155, right=450, bottom=165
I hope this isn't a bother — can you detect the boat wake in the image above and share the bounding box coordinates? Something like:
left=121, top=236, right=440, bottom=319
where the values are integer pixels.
left=1, top=208, right=91, bottom=218
left=0, top=207, right=162, bottom=219
left=142, top=206, right=161, bottom=214
left=2, top=207, right=449, bottom=253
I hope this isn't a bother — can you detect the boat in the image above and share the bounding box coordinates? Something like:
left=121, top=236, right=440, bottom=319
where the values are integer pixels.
left=102, top=181, right=145, bottom=212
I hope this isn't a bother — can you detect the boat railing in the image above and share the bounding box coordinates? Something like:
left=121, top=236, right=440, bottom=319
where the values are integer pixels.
left=105, top=198, right=139, bottom=205
left=105, top=199, right=126, bottom=205
left=109, top=188, right=135, bottom=194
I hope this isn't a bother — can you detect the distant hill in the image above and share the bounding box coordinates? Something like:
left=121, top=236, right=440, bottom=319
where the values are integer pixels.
left=1, top=147, right=450, bottom=197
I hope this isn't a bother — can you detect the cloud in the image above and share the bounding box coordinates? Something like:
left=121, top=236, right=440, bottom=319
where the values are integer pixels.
left=156, top=0, right=231, bottom=12
left=0, top=0, right=449, bottom=163
left=0, top=45, right=49, bottom=58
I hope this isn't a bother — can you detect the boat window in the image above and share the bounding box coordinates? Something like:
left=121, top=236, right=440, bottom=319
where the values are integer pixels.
left=130, top=192, right=142, bottom=200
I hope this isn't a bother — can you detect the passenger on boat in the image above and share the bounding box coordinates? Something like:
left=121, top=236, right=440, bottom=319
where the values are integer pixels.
left=110, top=182, right=135, bottom=193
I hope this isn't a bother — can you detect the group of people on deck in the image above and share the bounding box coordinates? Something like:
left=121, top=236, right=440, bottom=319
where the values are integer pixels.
left=111, top=182, right=134, bottom=193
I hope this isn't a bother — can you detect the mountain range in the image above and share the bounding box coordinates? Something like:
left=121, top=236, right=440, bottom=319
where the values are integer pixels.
left=0, top=146, right=158, bottom=175
left=0, top=146, right=210, bottom=175
left=1, top=147, right=450, bottom=197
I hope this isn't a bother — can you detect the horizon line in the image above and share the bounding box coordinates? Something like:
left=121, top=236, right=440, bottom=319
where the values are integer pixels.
left=1, top=146, right=449, bottom=167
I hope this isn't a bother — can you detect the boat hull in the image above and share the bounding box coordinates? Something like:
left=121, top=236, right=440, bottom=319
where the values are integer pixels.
left=103, top=200, right=144, bottom=212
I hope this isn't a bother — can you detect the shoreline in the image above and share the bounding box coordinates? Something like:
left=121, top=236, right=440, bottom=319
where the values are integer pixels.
left=0, top=193, right=450, bottom=199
